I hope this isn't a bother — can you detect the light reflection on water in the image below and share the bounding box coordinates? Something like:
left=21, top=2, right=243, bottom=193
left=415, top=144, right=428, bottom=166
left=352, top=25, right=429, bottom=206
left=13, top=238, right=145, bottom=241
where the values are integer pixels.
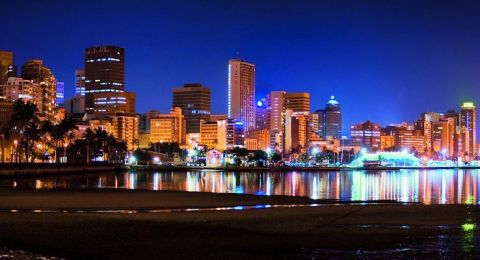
left=4, top=169, right=480, bottom=204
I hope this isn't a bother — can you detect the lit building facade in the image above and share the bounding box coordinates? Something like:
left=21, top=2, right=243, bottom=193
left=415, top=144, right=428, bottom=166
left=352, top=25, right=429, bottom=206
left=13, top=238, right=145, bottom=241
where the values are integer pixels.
left=255, top=97, right=270, bottom=130
left=150, top=107, right=185, bottom=144
left=350, top=121, right=381, bottom=151
left=0, top=51, right=14, bottom=84
left=285, top=92, right=310, bottom=115
left=56, top=81, right=64, bottom=106
left=21, top=59, right=57, bottom=120
left=172, top=83, right=211, bottom=134
left=432, top=118, right=455, bottom=156
left=228, top=59, right=255, bottom=130
left=200, top=121, right=219, bottom=150
left=460, top=102, right=476, bottom=155
left=75, top=68, right=86, bottom=96
left=316, top=96, right=342, bottom=140
left=84, top=46, right=135, bottom=114
left=111, top=112, right=139, bottom=151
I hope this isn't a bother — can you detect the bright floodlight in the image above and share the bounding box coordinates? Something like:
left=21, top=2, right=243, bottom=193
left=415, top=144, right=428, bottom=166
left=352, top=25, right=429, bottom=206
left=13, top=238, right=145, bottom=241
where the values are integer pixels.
left=129, top=156, right=137, bottom=164
left=153, top=156, right=160, bottom=163
left=312, top=147, right=319, bottom=155
left=402, top=148, right=409, bottom=154
left=266, top=147, right=272, bottom=154
left=360, top=148, right=367, bottom=154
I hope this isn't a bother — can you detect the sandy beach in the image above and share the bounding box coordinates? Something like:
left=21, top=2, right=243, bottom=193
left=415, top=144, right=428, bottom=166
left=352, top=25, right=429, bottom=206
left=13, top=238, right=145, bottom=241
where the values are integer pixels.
left=1, top=189, right=479, bottom=259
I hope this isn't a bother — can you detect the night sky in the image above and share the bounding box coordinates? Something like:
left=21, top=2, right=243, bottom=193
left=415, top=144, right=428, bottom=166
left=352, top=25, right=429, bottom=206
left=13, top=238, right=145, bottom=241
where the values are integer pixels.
left=1, top=0, right=480, bottom=134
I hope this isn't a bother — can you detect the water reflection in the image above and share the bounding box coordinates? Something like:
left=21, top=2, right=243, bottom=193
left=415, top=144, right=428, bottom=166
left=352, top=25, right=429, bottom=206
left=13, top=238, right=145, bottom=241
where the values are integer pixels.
left=4, top=169, right=480, bottom=204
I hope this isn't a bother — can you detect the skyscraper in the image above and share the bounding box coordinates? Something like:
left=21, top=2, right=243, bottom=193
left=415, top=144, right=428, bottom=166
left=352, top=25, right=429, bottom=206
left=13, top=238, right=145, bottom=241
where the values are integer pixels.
left=460, top=102, right=476, bottom=155
left=21, top=59, right=57, bottom=120
left=172, top=83, right=211, bottom=134
left=316, top=96, right=342, bottom=140
left=0, top=51, right=13, bottom=84
left=84, top=46, right=135, bottom=114
left=56, top=81, right=64, bottom=106
left=285, top=92, right=310, bottom=114
left=228, top=59, right=255, bottom=130
left=350, top=121, right=381, bottom=151
left=255, top=97, right=270, bottom=130
left=75, top=68, right=86, bottom=96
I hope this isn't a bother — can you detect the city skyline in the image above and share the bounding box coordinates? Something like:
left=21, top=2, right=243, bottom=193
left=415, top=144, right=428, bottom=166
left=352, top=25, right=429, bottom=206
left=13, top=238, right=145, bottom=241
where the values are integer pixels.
left=2, top=0, right=480, bottom=134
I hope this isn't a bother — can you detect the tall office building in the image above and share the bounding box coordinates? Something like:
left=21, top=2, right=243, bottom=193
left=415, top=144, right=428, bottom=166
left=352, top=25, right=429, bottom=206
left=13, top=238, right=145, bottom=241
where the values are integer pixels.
left=56, top=81, right=64, bottom=106
left=460, top=102, right=476, bottom=155
left=21, top=59, right=57, bottom=120
left=316, top=96, right=342, bottom=140
left=150, top=107, right=186, bottom=144
left=75, top=68, right=86, bottom=96
left=350, top=121, right=381, bottom=151
left=84, top=46, right=135, bottom=114
left=0, top=51, right=14, bottom=84
left=228, top=59, right=255, bottom=130
left=255, top=97, right=270, bottom=130
left=172, top=83, right=211, bottom=134
left=111, top=112, right=139, bottom=151
left=285, top=92, right=310, bottom=114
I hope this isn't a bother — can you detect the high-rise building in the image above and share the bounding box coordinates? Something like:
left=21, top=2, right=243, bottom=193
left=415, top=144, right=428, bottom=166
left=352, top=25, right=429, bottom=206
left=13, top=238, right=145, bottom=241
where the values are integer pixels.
left=75, top=68, right=86, bottom=96
left=200, top=121, right=220, bottom=150
left=284, top=110, right=308, bottom=152
left=172, top=83, right=211, bottom=134
left=0, top=51, right=14, bottom=84
left=460, top=102, right=476, bottom=155
left=84, top=46, right=135, bottom=114
left=316, top=96, right=342, bottom=140
left=228, top=59, right=255, bottom=130
left=150, top=107, right=185, bottom=144
left=350, top=121, right=381, bottom=151
left=415, top=112, right=442, bottom=154
left=63, top=95, right=85, bottom=114
left=255, top=97, right=270, bottom=130
left=285, top=92, right=310, bottom=114
left=432, top=118, right=455, bottom=156
left=145, top=110, right=161, bottom=133
left=111, top=112, right=139, bottom=151
left=56, top=81, right=64, bottom=106
left=269, top=91, right=286, bottom=151
left=218, top=119, right=245, bottom=150
left=21, top=59, right=57, bottom=120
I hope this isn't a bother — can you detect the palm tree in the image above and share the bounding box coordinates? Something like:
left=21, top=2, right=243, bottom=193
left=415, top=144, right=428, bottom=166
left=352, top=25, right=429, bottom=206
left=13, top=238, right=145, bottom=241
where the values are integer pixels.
left=9, top=100, right=40, bottom=162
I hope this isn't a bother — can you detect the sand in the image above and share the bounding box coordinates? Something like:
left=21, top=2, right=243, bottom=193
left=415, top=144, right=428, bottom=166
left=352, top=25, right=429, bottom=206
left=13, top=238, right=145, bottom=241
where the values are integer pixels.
left=1, top=189, right=479, bottom=259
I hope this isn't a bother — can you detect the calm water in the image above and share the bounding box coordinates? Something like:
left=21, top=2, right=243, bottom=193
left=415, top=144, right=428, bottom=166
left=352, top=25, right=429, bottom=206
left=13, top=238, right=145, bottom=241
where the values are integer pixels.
left=2, top=169, right=480, bottom=204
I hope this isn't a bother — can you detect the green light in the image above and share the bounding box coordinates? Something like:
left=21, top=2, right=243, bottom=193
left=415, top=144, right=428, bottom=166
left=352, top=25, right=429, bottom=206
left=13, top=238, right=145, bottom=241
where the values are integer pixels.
left=465, top=196, right=475, bottom=205
left=462, top=102, right=475, bottom=109
left=462, top=223, right=475, bottom=232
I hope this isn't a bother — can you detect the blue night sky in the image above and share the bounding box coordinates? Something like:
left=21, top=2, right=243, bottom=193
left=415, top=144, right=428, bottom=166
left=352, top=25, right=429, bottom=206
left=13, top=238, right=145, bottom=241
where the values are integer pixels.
left=1, top=0, right=480, bottom=134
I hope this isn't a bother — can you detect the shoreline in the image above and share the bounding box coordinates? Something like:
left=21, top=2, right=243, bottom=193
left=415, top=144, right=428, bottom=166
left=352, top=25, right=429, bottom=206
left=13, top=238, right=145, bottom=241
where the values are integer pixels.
left=0, top=189, right=478, bottom=259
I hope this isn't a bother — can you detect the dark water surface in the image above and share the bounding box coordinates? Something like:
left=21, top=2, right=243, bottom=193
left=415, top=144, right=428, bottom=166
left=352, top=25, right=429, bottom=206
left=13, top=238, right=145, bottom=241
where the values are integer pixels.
left=3, top=169, right=480, bottom=204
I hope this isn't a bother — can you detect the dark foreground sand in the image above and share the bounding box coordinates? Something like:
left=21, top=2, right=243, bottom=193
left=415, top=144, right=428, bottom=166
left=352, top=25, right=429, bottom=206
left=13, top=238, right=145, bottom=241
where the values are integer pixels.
left=1, top=189, right=479, bottom=259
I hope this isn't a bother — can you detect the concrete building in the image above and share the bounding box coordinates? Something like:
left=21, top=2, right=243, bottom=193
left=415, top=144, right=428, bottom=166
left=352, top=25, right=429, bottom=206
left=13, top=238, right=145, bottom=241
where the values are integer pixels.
left=200, top=121, right=219, bottom=150
left=246, top=128, right=270, bottom=151
left=111, top=112, right=139, bottom=151
left=91, top=91, right=135, bottom=114
left=144, top=110, right=161, bottom=133
left=63, top=95, right=85, bottom=114
left=0, top=51, right=14, bottom=84
left=255, top=97, right=270, bottom=130
left=75, top=68, right=86, bottom=96
left=84, top=46, right=135, bottom=114
left=228, top=59, right=255, bottom=130
left=460, top=102, right=476, bottom=155
left=285, top=92, right=310, bottom=115
left=56, top=81, right=64, bottom=106
left=172, top=83, right=211, bottom=134
left=21, top=59, right=57, bottom=120
left=150, top=107, right=185, bottom=144
left=350, top=121, right=381, bottom=152
left=284, top=110, right=308, bottom=153
left=432, top=118, right=455, bottom=156
left=316, top=96, right=342, bottom=140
